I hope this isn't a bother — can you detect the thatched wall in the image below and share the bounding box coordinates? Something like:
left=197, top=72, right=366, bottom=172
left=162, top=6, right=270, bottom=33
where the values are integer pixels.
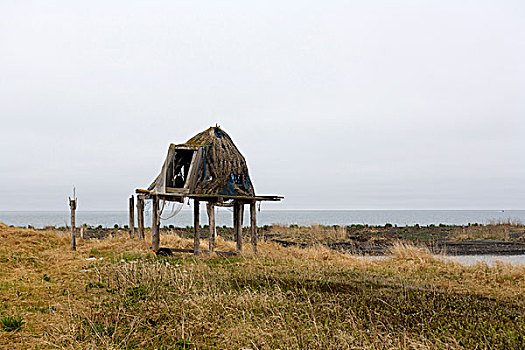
left=183, top=127, right=255, bottom=197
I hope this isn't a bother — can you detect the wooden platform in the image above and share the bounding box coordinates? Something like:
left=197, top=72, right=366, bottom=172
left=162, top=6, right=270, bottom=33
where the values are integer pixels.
left=135, top=188, right=283, bottom=203
left=132, top=189, right=281, bottom=256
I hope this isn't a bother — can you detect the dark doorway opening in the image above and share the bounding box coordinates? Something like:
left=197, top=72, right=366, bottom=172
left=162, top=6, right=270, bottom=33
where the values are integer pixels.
left=166, top=149, right=194, bottom=189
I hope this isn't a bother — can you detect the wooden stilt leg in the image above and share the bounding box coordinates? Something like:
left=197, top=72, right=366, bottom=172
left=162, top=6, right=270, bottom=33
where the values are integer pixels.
left=69, top=197, right=77, bottom=251
left=233, top=202, right=239, bottom=254
left=129, top=195, right=135, bottom=237
left=194, top=200, right=200, bottom=256
left=137, top=196, right=145, bottom=240
left=250, top=201, right=257, bottom=254
left=152, top=196, right=160, bottom=252
left=207, top=202, right=215, bottom=254
left=234, top=202, right=244, bottom=254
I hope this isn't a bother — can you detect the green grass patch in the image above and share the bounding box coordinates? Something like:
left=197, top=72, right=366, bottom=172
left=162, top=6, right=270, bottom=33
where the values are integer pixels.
left=1, top=315, right=24, bottom=332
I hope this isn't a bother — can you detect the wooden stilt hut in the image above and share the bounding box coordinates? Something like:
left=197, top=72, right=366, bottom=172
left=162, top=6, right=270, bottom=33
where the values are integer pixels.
left=133, top=126, right=282, bottom=255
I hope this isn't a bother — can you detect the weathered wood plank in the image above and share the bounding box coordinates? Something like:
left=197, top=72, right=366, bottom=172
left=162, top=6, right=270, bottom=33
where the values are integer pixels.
left=152, top=196, right=160, bottom=252
left=129, top=195, right=135, bottom=237
left=207, top=202, right=216, bottom=254
left=250, top=201, right=257, bottom=254
left=234, top=201, right=243, bottom=254
left=186, top=148, right=204, bottom=193
left=233, top=201, right=238, bottom=253
left=136, top=196, right=145, bottom=240
left=193, top=199, right=200, bottom=256
left=135, top=188, right=283, bottom=202
left=69, top=197, right=77, bottom=251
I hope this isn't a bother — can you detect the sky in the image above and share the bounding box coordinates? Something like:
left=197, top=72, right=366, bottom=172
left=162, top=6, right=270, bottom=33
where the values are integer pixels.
left=1, top=1, right=524, bottom=211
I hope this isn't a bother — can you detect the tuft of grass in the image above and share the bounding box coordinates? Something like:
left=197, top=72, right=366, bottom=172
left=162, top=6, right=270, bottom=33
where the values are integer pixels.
left=1, top=316, right=24, bottom=332
left=388, top=242, right=437, bottom=263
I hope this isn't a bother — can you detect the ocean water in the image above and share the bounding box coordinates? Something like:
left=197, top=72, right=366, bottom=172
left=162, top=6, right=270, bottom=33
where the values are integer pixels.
left=1, top=209, right=524, bottom=228
left=443, top=254, right=525, bottom=266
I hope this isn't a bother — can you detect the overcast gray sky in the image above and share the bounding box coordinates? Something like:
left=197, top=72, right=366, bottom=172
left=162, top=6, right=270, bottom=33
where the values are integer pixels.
left=1, top=1, right=524, bottom=211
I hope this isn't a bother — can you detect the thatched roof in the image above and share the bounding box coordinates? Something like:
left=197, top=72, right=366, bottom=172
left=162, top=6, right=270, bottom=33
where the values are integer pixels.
left=147, top=127, right=255, bottom=198
left=184, top=127, right=255, bottom=197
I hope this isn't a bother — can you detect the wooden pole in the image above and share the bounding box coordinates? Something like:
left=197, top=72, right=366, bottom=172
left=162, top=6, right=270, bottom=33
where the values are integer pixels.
left=152, top=196, right=160, bottom=252
left=129, top=195, right=135, bottom=237
left=193, top=200, right=200, bottom=256
left=233, top=201, right=238, bottom=253
left=250, top=201, right=257, bottom=254
left=240, top=203, right=244, bottom=253
left=136, top=196, right=145, bottom=240
left=207, top=202, right=216, bottom=253
left=69, top=197, right=77, bottom=250
left=234, top=201, right=243, bottom=254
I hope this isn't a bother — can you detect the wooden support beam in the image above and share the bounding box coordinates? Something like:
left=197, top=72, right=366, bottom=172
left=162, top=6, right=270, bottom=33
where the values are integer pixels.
left=233, top=201, right=238, bottom=253
left=250, top=201, right=257, bottom=254
left=241, top=202, right=244, bottom=226
left=207, top=202, right=216, bottom=254
left=69, top=197, right=77, bottom=251
left=238, top=203, right=244, bottom=253
left=193, top=199, right=200, bottom=256
left=129, top=195, right=135, bottom=237
left=234, top=201, right=243, bottom=254
left=152, top=195, right=160, bottom=252
left=136, top=196, right=145, bottom=240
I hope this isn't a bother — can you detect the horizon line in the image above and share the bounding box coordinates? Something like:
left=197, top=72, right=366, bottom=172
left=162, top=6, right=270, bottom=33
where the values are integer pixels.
left=0, top=209, right=522, bottom=212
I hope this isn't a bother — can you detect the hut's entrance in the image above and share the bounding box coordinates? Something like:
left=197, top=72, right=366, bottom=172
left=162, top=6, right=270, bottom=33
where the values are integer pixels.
left=166, top=149, right=194, bottom=189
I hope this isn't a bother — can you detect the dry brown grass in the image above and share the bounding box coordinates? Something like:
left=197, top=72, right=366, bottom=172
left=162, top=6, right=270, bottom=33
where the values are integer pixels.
left=452, top=218, right=525, bottom=241
left=388, top=242, right=438, bottom=263
left=488, top=217, right=523, bottom=226
left=0, top=224, right=524, bottom=349
left=268, top=223, right=348, bottom=243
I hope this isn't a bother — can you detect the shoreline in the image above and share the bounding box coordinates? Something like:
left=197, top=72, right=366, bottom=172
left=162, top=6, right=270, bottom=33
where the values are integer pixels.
left=2, top=209, right=525, bottom=229
left=272, top=237, right=525, bottom=256
left=17, top=222, right=525, bottom=257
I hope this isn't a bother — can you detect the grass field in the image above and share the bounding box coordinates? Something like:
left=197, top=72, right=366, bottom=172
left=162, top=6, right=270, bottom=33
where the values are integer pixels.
left=0, top=223, right=524, bottom=349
